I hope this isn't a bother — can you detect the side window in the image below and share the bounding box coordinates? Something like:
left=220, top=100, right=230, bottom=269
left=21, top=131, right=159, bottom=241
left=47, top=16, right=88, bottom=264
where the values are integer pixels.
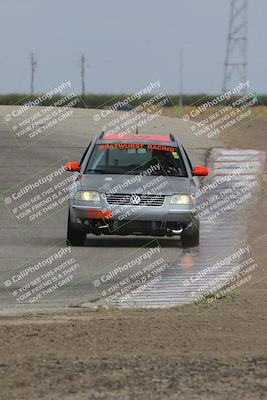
left=182, top=146, right=193, bottom=171
left=79, top=142, right=92, bottom=167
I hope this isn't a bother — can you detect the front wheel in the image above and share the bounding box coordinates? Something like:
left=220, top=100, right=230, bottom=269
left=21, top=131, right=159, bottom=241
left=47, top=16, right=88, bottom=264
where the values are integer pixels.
left=67, top=212, right=86, bottom=246
left=181, top=221, right=200, bottom=248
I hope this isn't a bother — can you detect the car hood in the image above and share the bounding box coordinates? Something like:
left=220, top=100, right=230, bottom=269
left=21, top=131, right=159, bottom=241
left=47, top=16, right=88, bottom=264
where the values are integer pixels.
left=80, top=174, right=192, bottom=195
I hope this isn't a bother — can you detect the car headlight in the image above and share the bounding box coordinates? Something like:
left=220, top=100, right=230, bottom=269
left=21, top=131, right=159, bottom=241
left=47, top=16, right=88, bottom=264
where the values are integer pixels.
left=75, top=191, right=100, bottom=202
left=170, top=194, right=195, bottom=205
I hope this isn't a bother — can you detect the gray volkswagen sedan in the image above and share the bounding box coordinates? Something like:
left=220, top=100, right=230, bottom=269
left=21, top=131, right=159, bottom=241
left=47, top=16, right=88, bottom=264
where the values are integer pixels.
left=65, top=132, right=208, bottom=247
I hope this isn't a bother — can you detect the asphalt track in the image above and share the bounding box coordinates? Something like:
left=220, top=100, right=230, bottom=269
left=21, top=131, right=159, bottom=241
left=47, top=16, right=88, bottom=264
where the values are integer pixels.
left=0, top=106, right=264, bottom=315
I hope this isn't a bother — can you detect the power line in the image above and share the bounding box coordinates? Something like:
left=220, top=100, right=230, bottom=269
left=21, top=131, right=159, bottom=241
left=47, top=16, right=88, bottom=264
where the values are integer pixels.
left=81, top=54, right=85, bottom=96
left=179, top=48, right=183, bottom=110
left=222, top=0, right=248, bottom=94
left=30, top=52, right=37, bottom=94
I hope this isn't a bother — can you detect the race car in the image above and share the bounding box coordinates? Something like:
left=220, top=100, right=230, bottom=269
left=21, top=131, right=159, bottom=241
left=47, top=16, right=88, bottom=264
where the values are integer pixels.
left=65, top=132, right=208, bottom=247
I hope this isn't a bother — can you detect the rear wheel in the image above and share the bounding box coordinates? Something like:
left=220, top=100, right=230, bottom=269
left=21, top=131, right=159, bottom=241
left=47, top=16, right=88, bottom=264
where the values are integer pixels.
left=67, top=211, right=86, bottom=246
left=181, top=221, right=200, bottom=248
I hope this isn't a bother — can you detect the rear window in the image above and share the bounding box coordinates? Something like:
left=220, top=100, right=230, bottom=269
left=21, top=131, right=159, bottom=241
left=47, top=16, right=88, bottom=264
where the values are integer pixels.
left=85, top=144, right=188, bottom=177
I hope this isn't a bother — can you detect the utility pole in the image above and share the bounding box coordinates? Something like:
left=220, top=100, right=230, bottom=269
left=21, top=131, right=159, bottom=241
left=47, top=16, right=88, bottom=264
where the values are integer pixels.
left=222, top=0, right=248, bottom=94
left=30, top=52, right=37, bottom=94
left=81, top=54, right=85, bottom=96
left=179, top=48, right=183, bottom=111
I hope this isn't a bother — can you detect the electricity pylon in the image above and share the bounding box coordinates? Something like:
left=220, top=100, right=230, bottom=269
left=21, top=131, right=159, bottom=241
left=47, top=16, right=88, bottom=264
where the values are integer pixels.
left=222, top=0, right=248, bottom=94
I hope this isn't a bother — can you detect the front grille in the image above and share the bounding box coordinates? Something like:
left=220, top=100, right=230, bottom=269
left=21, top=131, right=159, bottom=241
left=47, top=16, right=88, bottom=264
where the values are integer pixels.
left=105, top=193, right=165, bottom=206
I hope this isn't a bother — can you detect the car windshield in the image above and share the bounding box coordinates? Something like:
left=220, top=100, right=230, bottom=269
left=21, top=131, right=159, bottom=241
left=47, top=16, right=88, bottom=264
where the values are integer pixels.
left=85, top=144, right=188, bottom=177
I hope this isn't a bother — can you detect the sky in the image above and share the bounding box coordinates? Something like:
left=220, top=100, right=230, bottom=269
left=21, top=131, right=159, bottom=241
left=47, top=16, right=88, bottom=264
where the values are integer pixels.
left=0, top=0, right=266, bottom=95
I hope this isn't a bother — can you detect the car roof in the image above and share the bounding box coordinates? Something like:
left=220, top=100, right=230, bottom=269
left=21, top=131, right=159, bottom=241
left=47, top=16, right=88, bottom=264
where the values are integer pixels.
left=97, top=133, right=177, bottom=145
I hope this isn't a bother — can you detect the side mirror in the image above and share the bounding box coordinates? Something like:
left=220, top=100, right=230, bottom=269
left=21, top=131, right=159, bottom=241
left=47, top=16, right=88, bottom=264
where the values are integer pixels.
left=193, top=166, right=209, bottom=176
left=65, top=162, right=80, bottom=172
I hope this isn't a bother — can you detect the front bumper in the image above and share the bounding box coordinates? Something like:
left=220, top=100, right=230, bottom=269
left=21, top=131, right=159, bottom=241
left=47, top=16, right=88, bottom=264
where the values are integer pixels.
left=69, top=196, right=198, bottom=235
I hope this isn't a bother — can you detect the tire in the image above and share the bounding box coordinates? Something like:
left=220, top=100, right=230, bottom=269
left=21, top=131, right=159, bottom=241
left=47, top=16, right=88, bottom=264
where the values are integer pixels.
left=67, top=211, right=86, bottom=246
left=181, top=221, right=200, bottom=248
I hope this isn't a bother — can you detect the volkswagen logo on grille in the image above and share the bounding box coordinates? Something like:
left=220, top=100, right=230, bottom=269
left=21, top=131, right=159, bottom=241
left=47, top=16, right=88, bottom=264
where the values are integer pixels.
left=130, top=194, right=141, bottom=205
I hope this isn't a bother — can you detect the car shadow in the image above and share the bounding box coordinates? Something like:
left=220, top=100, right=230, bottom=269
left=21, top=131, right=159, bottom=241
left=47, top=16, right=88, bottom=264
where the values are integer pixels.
left=83, top=235, right=182, bottom=248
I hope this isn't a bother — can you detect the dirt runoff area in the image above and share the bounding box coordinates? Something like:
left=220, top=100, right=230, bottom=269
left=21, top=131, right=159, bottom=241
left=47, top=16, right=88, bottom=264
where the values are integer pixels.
left=1, top=112, right=267, bottom=400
